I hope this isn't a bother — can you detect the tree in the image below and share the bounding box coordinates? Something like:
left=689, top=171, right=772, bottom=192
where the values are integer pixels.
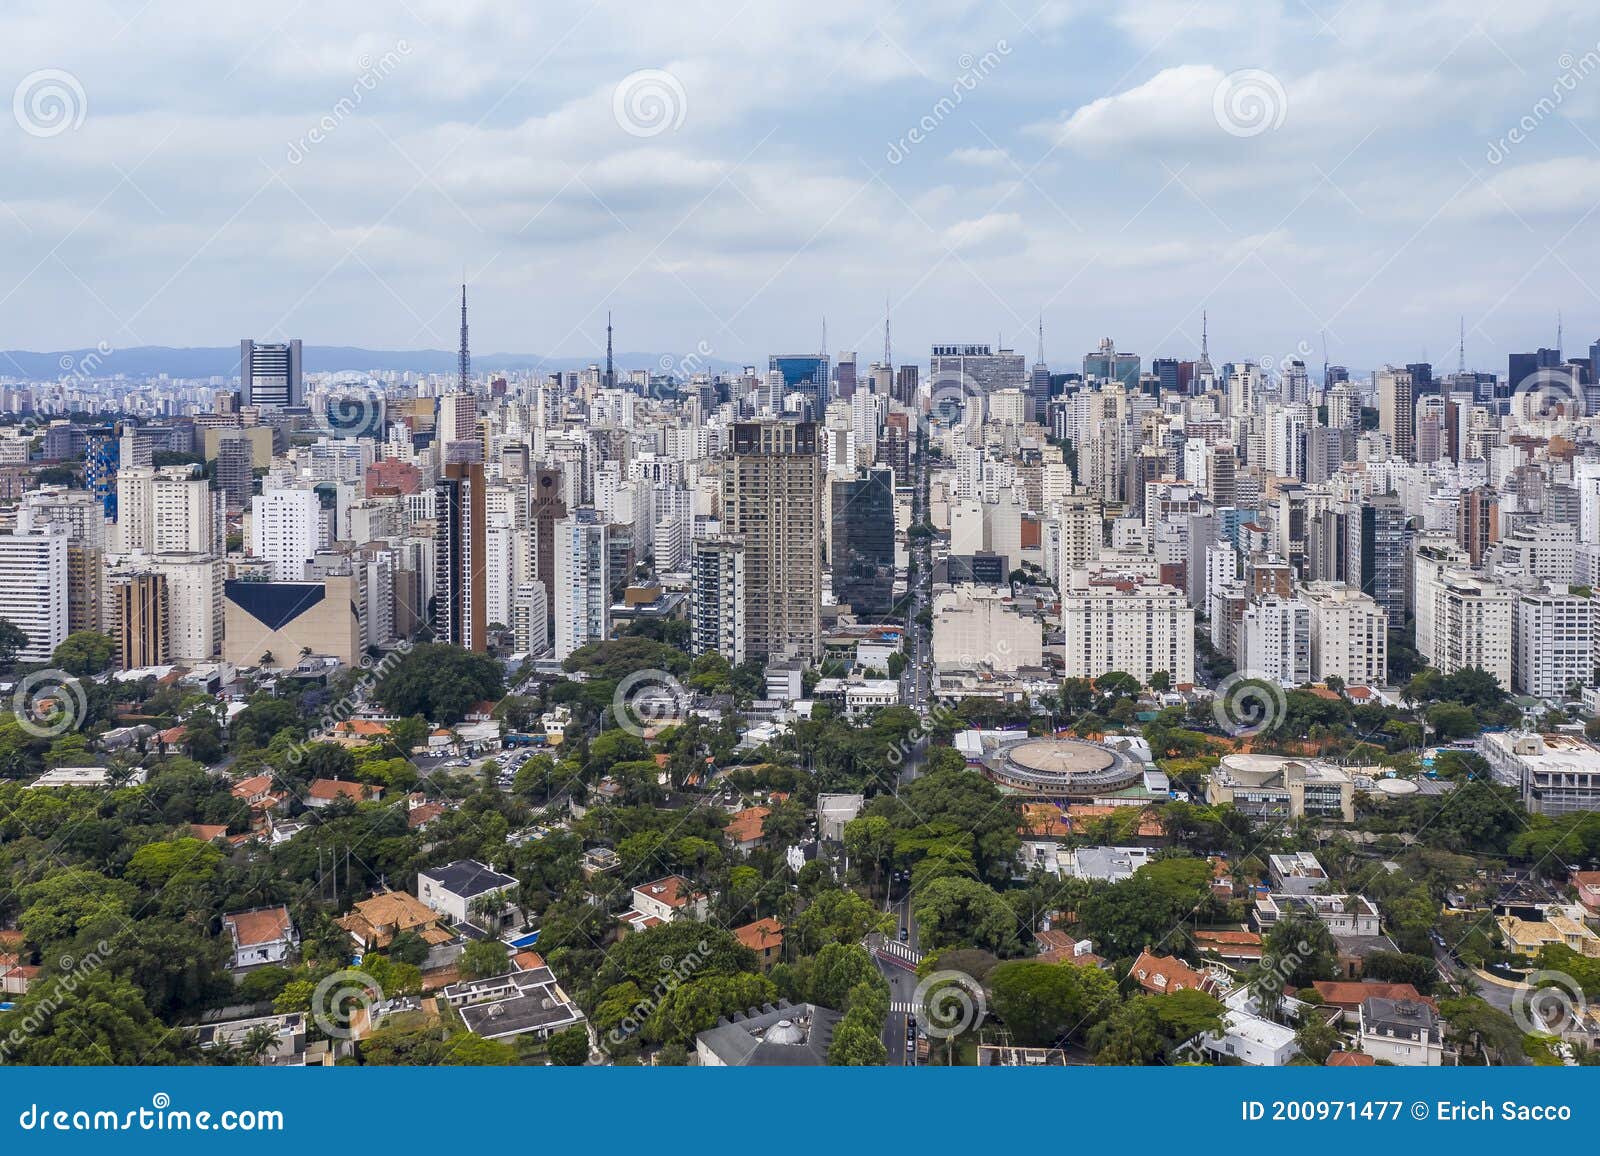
left=0, top=970, right=193, bottom=1065
left=377, top=643, right=504, bottom=724
left=912, top=877, right=1020, bottom=956
left=988, top=960, right=1118, bottom=1046
left=546, top=1025, right=590, bottom=1066
left=0, top=617, right=28, bottom=668
left=807, top=943, right=881, bottom=1010
left=828, top=1019, right=888, bottom=1065
left=460, top=940, right=511, bottom=980
left=1294, top=1012, right=1340, bottom=1064
left=50, top=631, right=116, bottom=676
left=791, top=887, right=895, bottom=954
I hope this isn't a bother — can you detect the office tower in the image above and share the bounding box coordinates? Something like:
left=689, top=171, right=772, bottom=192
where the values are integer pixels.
left=1457, top=486, right=1498, bottom=567
left=1507, top=347, right=1561, bottom=395
left=251, top=488, right=322, bottom=581
left=0, top=513, right=68, bottom=663
left=930, top=344, right=1028, bottom=398
left=691, top=536, right=746, bottom=664
left=433, top=461, right=487, bottom=652
left=532, top=466, right=568, bottom=629
left=111, top=572, right=168, bottom=669
left=214, top=432, right=256, bottom=512
left=722, top=420, right=822, bottom=663
left=1081, top=338, right=1140, bottom=387
left=553, top=509, right=609, bottom=660
left=769, top=354, right=831, bottom=417
left=894, top=364, right=919, bottom=408
left=240, top=339, right=304, bottom=408
left=1406, top=362, right=1434, bottom=395
left=831, top=469, right=895, bottom=618
left=835, top=352, right=857, bottom=401
left=1376, top=367, right=1415, bottom=460
left=1346, top=495, right=1406, bottom=619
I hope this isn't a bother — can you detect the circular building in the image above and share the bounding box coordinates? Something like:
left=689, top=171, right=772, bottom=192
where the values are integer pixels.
left=983, top=734, right=1142, bottom=800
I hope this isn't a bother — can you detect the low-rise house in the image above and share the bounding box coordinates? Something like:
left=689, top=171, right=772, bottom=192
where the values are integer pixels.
left=1327, top=1050, right=1376, bottom=1067
left=1129, top=950, right=1221, bottom=998
left=1267, top=851, right=1330, bottom=895
left=305, top=778, right=383, bottom=808
left=1196, top=1008, right=1300, bottom=1066
left=443, top=965, right=585, bottom=1043
left=734, top=918, right=784, bottom=969
left=1572, top=870, right=1600, bottom=918
left=695, top=1000, right=840, bottom=1066
left=580, top=847, right=621, bottom=879
left=632, top=875, right=708, bottom=923
left=337, top=891, right=456, bottom=958
left=416, top=860, right=518, bottom=928
left=1254, top=892, right=1381, bottom=937
left=195, top=1013, right=308, bottom=1065
left=1192, top=929, right=1263, bottom=965
left=725, top=806, right=771, bottom=856
left=221, top=906, right=298, bottom=970
left=1065, top=845, right=1153, bottom=883
left=1497, top=912, right=1600, bottom=959
left=1311, top=981, right=1436, bottom=1024
left=816, top=793, right=864, bottom=841
left=1357, top=997, right=1444, bottom=1066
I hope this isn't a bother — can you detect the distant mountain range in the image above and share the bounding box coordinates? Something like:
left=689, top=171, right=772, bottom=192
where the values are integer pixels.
left=0, top=345, right=748, bottom=381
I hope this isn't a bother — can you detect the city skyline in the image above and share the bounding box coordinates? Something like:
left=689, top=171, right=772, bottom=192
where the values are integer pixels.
left=5, top=3, right=1600, bottom=368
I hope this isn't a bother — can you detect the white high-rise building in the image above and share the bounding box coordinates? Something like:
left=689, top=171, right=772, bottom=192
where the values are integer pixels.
left=1514, top=587, right=1593, bottom=701
left=251, top=489, right=322, bottom=582
left=0, top=512, right=69, bottom=663
left=1302, top=583, right=1388, bottom=686
left=1237, top=595, right=1312, bottom=687
left=1060, top=569, right=1195, bottom=685
left=691, top=536, right=746, bottom=665
left=553, top=511, right=609, bottom=660
left=1429, top=571, right=1515, bottom=689
left=116, top=466, right=218, bottom=555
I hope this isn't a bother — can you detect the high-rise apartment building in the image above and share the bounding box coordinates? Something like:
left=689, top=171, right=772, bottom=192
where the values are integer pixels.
left=553, top=509, right=609, bottom=660
left=722, top=420, right=822, bottom=663
left=251, top=488, right=322, bottom=582
left=1376, top=367, right=1415, bottom=460
left=0, top=512, right=68, bottom=663
left=433, top=461, right=487, bottom=652
left=691, top=536, right=745, bottom=665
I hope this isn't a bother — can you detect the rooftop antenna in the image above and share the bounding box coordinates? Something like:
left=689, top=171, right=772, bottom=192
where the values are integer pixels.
left=883, top=293, right=892, bottom=367
left=1036, top=310, right=1045, bottom=366
left=821, top=315, right=827, bottom=359
left=1457, top=315, right=1465, bottom=375
left=1321, top=329, right=1328, bottom=385
left=605, top=310, right=614, bottom=388
left=1201, top=310, right=1209, bottom=363
left=1557, top=309, right=1563, bottom=354
left=457, top=281, right=470, bottom=393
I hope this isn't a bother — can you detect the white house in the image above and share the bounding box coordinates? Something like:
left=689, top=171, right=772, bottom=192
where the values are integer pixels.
left=221, top=906, right=299, bottom=970
left=631, top=875, right=708, bottom=923
left=1358, top=997, right=1444, bottom=1066
left=1197, top=1008, right=1301, bottom=1066
left=416, top=860, right=518, bottom=927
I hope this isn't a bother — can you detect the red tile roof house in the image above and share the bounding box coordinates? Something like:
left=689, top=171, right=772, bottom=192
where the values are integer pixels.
left=724, top=806, right=771, bottom=856
left=305, top=779, right=384, bottom=809
left=734, top=918, right=785, bottom=968
left=1572, top=870, right=1600, bottom=917
left=631, top=875, right=709, bottom=923
left=1311, top=981, right=1437, bottom=1024
left=1129, top=950, right=1222, bottom=997
left=221, top=906, right=299, bottom=971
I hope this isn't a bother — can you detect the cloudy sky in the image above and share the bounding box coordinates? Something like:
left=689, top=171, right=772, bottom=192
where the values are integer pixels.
left=4, top=1, right=1600, bottom=374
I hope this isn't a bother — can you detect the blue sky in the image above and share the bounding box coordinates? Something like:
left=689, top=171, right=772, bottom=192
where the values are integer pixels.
left=4, top=1, right=1600, bottom=375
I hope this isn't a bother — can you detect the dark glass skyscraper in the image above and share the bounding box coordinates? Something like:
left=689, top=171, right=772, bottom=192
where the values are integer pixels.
left=769, top=354, right=830, bottom=417
left=831, top=468, right=895, bottom=619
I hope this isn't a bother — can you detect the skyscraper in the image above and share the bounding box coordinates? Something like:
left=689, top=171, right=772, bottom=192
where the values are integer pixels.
left=532, top=466, right=568, bottom=633
left=830, top=468, right=895, bottom=618
left=0, top=511, right=68, bottom=663
left=433, top=461, right=487, bottom=651
left=768, top=354, right=831, bottom=418
left=723, top=420, right=822, bottom=662
left=1376, top=367, right=1415, bottom=460
left=553, top=508, right=609, bottom=660
left=691, top=536, right=745, bottom=664
left=240, top=339, right=304, bottom=408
